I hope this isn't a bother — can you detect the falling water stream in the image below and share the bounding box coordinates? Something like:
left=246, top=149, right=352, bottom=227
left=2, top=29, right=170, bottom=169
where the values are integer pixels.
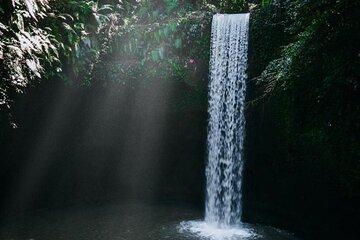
left=178, top=13, right=256, bottom=239
left=206, top=13, right=249, bottom=227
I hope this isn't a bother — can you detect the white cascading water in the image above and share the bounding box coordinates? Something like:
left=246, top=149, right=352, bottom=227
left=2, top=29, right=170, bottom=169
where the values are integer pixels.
left=205, top=13, right=249, bottom=227
left=179, top=13, right=254, bottom=240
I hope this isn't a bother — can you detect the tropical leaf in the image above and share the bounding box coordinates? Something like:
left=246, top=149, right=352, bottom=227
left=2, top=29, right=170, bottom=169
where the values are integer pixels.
left=174, top=38, right=182, bottom=49
left=151, top=50, right=159, bottom=62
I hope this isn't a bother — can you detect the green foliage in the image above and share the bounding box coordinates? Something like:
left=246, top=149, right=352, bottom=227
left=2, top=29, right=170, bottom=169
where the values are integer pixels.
left=262, top=0, right=271, bottom=8
left=46, top=0, right=126, bottom=86
left=105, top=0, right=213, bottom=83
left=0, top=0, right=249, bottom=120
left=220, top=0, right=248, bottom=13
left=204, top=0, right=249, bottom=13
left=249, top=0, right=360, bottom=199
left=254, top=0, right=359, bottom=98
left=0, top=0, right=133, bottom=120
left=0, top=0, right=59, bottom=120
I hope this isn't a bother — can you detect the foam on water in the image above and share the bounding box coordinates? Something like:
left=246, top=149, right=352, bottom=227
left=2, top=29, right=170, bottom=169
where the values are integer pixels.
left=178, top=221, right=257, bottom=240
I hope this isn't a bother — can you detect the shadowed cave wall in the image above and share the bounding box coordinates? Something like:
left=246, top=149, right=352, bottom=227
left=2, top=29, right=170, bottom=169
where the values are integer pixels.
left=0, top=77, right=208, bottom=216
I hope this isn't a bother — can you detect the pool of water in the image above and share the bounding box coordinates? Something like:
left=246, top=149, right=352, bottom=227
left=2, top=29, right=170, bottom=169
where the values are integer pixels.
left=0, top=203, right=298, bottom=240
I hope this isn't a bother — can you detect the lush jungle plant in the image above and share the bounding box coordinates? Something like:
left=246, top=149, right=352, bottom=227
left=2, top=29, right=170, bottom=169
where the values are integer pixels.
left=104, top=0, right=216, bottom=84
left=0, top=0, right=132, bottom=123
left=249, top=0, right=360, bottom=200
left=0, top=0, right=58, bottom=121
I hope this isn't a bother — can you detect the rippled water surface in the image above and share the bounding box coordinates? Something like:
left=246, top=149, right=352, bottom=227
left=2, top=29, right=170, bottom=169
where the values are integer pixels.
left=0, top=203, right=298, bottom=240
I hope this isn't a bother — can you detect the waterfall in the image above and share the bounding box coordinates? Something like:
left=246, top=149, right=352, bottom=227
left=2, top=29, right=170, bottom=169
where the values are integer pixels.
left=205, top=13, right=250, bottom=227
left=178, top=13, right=253, bottom=239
